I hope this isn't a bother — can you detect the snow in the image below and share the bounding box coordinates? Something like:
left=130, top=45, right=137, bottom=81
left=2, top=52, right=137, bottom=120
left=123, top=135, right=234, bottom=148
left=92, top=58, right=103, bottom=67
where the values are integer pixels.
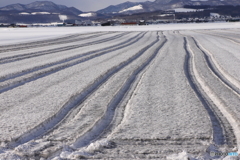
left=174, top=8, right=204, bottom=12
left=19, top=12, right=30, bottom=15
left=108, top=31, right=212, bottom=155
left=0, top=32, right=148, bottom=142
left=0, top=22, right=240, bottom=45
left=186, top=30, right=240, bottom=81
left=0, top=24, right=240, bottom=159
left=210, top=13, right=221, bottom=17
left=119, top=4, right=143, bottom=13
left=78, top=13, right=96, bottom=17
left=159, top=14, right=174, bottom=17
left=0, top=28, right=93, bottom=45
left=183, top=31, right=240, bottom=150
left=59, top=15, right=67, bottom=22
left=31, top=12, right=50, bottom=15
left=166, top=151, right=195, bottom=160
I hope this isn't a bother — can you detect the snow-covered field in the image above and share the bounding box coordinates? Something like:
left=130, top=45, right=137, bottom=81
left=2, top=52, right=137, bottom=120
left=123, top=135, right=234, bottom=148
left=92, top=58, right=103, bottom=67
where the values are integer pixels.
left=0, top=23, right=240, bottom=159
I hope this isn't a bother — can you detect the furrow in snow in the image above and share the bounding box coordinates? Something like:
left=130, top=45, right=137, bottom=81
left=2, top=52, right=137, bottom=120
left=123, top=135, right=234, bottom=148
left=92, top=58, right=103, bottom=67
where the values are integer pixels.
left=0, top=32, right=143, bottom=82
left=0, top=32, right=138, bottom=80
left=0, top=32, right=130, bottom=64
left=7, top=32, right=164, bottom=159
left=6, top=32, right=158, bottom=148
left=192, top=37, right=240, bottom=95
left=194, top=30, right=240, bottom=44
left=1, top=29, right=239, bottom=160
left=0, top=32, right=120, bottom=61
left=0, top=32, right=154, bottom=144
left=186, top=36, right=239, bottom=151
left=184, top=37, right=227, bottom=146
left=0, top=32, right=145, bottom=93
left=182, top=30, right=240, bottom=82
left=85, top=31, right=212, bottom=159
left=0, top=31, right=106, bottom=53
left=71, top=32, right=166, bottom=149
left=211, top=30, right=240, bottom=39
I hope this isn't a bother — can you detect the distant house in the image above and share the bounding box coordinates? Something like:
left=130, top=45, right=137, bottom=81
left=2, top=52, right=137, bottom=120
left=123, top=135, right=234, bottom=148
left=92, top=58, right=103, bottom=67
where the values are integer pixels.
left=84, top=20, right=93, bottom=26
left=18, top=25, right=28, bottom=27
left=139, top=20, right=146, bottom=25
left=65, top=23, right=74, bottom=26
left=75, top=20, right=82, bottom=25
left=227, top=18, right=240, bottom=22
left=101, top=22, right=111, bottom=26
left=75, top=20, right=93, bottom=26
left=210, top=13, right=220, bottom=18
left=0, top=24, right=10, bottom=27
left=121, top=22, right=137, bottom=25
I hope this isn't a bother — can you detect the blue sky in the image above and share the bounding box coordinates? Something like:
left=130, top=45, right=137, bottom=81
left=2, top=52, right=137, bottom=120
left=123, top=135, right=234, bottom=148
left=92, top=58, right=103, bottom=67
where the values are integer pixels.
left=0, top=0, right=154, bottom=12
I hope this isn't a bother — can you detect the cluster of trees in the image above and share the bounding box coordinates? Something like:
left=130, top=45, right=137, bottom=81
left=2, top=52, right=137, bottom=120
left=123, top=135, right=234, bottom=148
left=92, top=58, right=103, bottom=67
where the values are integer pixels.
left=183, top=5, right=240, bottom=17
left=100, top=5, right=240, bottom=23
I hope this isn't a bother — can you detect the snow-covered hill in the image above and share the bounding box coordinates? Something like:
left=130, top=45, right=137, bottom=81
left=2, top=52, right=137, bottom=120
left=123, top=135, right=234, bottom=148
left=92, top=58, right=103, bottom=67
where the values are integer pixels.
left=97, top=1, right=145, bottom=14
left=0, top=1, right=82, bottom=15
left=0, top=1, right=83, bottom=23
left=97, top=0, right=240, bottom=14
left=119, top=4, right=143, bottom=13
left=79, top=12, right=96, bottom=17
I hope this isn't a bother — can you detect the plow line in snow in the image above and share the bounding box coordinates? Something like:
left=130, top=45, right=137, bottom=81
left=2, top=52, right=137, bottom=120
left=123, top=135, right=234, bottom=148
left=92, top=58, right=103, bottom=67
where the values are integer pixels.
left=0, top=32, right=145, bottom=94
left=7, top=32, right=161, bottom=149
left=185, top=37, right=240, bottom=153
left=183, top=37, right=225, bottom=146
left=72, top=33, right=167, bottom=149
left=192, top=38, right=240, bottom=95
left=0, top=31, right=110, bottom=53
left=0, top=32, right=129, bottom=64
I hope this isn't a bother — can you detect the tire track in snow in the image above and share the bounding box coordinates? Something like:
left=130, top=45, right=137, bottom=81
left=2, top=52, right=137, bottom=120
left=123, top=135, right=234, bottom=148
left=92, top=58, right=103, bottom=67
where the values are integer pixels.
left=211, top=30, right=240, bottom=37
left=0, top=32, right=145, bottom=94
left=98, top=33, right=169, bottom=142
left=0, top=32, right=129, bottom=64
left=0, top=31, right=106, bottom=53
left=188, top=38, right=240, bottom=152
left=0, top=33, right=78, bottom=50
left=0, top=32, right=143, bottom=82
left=191, top=37, right=240, bottom=95
left=71, top=32, right=167, bottom=149
left=194, top=30, right=240, bottom=45
left=7, top=32, right=160, bottom=148
left=183, top=37, right=225, bottom=146
left=185, top=37, right=238, bottom=149
left=9, top=32, right=160, bottom=158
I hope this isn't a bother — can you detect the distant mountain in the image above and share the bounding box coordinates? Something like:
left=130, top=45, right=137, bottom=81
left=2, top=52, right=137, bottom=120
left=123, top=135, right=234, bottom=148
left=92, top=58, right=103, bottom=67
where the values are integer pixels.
left=1, top=0, right=240, bottom=23
left=0, top=1, right=83, bottom=23
left=0, top=1, right=82, bottom=13
left=97, top=0, right=240, bottom=14
left=97, top=2, right=144, bottom=14
left=150, top=0, right=240, bottom=11
left=24, top=1, right=67, bottom=12
left=0, top=4, right=26, bottom=11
